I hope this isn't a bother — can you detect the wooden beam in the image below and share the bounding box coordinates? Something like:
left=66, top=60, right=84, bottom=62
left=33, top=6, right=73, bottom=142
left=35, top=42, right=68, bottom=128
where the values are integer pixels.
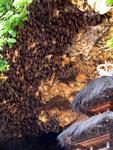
left=89, top=101, right=113, bottom=114
left=75, top=134, right=111, bottom=148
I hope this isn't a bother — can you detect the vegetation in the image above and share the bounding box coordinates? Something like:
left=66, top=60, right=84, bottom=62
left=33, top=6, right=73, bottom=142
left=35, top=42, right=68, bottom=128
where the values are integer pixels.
left=107, top=0, right=113, bottom=5
left=107, top=37, right=113, bottom=48
left=0, top=0, right=33, bottom=76
left=106, top=0, right=113, bottom=48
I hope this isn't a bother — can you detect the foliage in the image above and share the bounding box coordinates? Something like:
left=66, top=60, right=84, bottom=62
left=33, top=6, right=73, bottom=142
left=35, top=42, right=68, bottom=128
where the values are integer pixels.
left=0, top=59, right=9, bottom=71
left=107, top=37, right=113, bottom=48
left=106, top=0, right=113, bottom=5
left=106, top=0, right=113, bottom=48
left=0, top=0, right=33, bottom=73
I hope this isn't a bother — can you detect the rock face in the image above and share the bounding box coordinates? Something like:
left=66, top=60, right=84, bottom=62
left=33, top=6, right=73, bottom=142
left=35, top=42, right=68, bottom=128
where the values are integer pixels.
left=1, top=0, right=86, bottom=138
left=0, top=1, right=112, bottom=149
left=67, top=24, right=109, bottom=57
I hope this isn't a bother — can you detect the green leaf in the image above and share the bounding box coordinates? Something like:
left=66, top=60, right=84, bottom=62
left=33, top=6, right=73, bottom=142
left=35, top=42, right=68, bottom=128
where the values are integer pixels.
left=0, top=59, right=9, bottom=72
left=107, top=37, right=113, bottom=48
left=7, top=38, right=16, bottom=43
left=8, top=30, right=16, bottom=37
left=0, top=38, right=6, bottom=46
left=0, top=46, right=3, bottom=51
left=7, top=38, right=16, bottom=48
left=8, top=42, right=14, bottom=48
left=106, top=0, right=113, bottom=5
left=13, top=0, right=33, bottom=7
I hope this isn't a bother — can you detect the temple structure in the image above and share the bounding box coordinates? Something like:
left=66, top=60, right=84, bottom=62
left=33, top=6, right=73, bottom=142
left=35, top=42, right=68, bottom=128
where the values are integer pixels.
left=72, top=76, right=113, bottom=116
left=58, top=76, right=113, bottom=150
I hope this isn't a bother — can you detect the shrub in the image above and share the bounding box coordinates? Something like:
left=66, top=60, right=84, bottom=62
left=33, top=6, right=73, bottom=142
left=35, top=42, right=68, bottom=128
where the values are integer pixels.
left=0, top=0, right=33, bottom=74
left=106, top=0, right=113, bottom=48
left=107, top=0, right=113, bottom=5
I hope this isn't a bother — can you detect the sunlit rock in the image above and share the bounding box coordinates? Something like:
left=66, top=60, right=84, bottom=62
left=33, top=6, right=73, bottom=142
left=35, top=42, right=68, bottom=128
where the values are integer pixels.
left=87, top=0, right=112, bottom=14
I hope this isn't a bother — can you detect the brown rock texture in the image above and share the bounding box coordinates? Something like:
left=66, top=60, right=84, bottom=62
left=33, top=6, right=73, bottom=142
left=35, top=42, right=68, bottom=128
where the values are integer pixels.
left=0, top=0, right=113, bottom=140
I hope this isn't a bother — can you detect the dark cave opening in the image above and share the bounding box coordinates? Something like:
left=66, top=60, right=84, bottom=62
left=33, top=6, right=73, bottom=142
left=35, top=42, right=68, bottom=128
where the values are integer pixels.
left=0, top=132, right=65, bottom=150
